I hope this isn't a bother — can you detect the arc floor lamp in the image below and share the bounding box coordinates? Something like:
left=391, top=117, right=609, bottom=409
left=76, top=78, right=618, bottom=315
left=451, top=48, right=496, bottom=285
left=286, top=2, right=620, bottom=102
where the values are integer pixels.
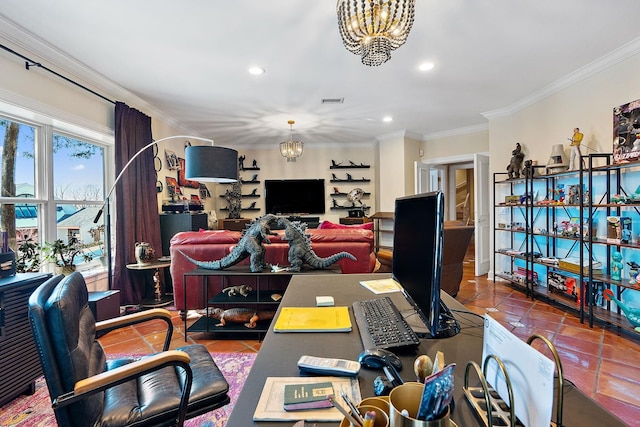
left=94, top=135, right=238, bottom=290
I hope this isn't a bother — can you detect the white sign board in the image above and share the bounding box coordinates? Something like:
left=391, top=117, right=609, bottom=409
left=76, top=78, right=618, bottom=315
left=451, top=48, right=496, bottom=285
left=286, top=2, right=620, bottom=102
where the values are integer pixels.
left=482, top=315, right=555, bottom=427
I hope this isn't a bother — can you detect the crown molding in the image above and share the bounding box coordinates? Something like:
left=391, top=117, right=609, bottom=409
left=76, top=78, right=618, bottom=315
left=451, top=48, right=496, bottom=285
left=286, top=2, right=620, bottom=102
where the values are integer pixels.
left=483, top=36, right=640, bottom=120
left=0, top=15, right=194, bottom=135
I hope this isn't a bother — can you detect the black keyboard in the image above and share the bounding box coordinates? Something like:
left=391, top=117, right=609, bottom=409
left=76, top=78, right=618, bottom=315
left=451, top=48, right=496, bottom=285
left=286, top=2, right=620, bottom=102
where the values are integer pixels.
left=352, top=297, right=420, bottom=352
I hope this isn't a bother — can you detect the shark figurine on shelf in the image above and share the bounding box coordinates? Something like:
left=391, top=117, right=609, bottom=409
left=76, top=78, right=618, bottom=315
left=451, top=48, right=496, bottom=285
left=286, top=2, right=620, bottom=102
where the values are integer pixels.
left=603, top=289, right=640, bottom=332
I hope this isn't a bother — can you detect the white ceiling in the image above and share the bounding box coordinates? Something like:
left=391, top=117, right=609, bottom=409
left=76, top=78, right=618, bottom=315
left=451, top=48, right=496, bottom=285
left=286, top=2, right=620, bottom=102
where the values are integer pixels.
left=2, top=1, right=640, bottom=148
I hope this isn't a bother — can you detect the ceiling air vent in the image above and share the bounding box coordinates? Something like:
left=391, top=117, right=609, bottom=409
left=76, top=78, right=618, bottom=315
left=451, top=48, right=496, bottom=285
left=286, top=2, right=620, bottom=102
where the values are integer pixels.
left=321, top=98, right=344, bottom=104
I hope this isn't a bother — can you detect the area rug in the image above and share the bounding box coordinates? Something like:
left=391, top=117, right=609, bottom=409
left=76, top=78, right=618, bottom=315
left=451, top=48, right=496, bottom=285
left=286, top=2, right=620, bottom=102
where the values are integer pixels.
left=0, top=352, right=256, bottom=427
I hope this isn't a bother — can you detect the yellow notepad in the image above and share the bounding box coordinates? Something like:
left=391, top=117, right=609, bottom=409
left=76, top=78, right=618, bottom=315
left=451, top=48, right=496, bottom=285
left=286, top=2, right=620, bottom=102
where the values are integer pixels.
left=273, top=306, right=352, bottom=332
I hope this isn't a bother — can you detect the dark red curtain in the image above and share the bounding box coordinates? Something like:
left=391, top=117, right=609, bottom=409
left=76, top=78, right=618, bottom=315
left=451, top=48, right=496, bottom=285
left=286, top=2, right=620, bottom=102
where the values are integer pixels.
left=113, top=102, right=162, bottom=305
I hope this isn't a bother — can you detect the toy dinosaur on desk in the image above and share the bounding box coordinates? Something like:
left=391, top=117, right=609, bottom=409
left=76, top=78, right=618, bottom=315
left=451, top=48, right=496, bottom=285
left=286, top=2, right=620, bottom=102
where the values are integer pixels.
left=603, top=289, right=640, bottom=332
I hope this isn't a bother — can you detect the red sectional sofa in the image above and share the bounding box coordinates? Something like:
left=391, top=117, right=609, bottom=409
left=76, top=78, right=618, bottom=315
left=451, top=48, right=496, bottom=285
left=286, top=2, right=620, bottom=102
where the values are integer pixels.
left=169, top=228, right=375, bottom=310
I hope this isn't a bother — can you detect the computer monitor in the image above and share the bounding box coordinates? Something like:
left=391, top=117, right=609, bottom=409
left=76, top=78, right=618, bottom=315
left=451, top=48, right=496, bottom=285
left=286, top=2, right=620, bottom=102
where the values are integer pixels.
left=392, top=191, right=460, bottom=339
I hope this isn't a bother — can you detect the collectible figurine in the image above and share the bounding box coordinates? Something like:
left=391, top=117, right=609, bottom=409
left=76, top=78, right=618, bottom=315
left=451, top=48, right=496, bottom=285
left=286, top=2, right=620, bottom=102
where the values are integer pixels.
left=611, top=251, right=623, bottom=281
left=506, top=143, right=525, bottom=179
left=568, top=127, right=584, bottom=170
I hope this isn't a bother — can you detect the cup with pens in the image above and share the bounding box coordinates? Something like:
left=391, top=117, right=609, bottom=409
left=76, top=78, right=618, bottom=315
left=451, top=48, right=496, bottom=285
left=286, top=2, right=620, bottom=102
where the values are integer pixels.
left=336, top=361, right=456, bottom=427
left=333, top=393, right=389, bottom=427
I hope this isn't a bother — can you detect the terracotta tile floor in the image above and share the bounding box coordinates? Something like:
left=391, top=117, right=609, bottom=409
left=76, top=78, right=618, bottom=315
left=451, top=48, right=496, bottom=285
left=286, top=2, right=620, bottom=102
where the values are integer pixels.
left=100, top=245, right=640, bottom=426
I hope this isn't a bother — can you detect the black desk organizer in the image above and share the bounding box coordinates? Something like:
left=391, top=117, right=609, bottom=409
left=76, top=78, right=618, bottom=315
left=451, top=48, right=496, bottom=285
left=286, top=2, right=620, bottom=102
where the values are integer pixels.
left=463, top=334, right=565, bottom=427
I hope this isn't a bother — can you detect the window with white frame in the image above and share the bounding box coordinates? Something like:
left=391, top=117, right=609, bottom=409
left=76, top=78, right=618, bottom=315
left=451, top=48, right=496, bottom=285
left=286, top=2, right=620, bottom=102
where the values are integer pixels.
left=0, top=114, right=109, bottom=274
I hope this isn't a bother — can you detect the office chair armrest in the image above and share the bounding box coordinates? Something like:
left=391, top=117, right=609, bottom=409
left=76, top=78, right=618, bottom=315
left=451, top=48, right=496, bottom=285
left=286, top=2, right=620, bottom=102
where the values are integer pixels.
left=54, top=350, right=194, bottom=427
left=96, top=308, right=174, bottom=351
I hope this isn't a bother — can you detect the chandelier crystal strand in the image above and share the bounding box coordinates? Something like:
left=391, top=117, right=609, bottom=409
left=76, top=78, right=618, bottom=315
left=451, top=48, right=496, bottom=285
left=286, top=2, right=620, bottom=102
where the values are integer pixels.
left=280, top=120, right=303, bottom=162
left=337, top=0, right=415, bottom=66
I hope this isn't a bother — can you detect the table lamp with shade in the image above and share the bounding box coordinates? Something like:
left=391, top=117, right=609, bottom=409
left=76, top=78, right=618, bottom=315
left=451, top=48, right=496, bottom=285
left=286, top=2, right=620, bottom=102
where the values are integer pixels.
left=95, top=135, right=238, bottom=290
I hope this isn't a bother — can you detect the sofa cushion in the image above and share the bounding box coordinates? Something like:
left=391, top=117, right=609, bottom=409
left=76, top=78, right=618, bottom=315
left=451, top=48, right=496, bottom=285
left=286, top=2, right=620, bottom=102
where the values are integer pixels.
left=317, top=220, right=373, bottom=230
left=170, top=230, right=242, bottom=245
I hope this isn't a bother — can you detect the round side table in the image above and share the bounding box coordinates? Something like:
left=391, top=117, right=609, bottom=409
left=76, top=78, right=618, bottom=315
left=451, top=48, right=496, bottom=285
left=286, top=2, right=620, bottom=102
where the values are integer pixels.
left=126, top=259, right=172, bottom=308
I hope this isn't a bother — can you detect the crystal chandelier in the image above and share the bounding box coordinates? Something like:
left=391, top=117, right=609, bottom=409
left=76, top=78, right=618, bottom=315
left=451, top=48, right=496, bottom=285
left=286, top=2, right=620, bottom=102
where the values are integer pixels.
left=280, top=120, right=304, bottom=162
left=336, top=0, right=416, bottom=66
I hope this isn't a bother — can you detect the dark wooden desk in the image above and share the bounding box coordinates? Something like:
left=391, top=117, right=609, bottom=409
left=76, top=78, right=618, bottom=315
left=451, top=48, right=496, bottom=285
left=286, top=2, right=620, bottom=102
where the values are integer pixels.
left=225, top=273, right=626, bottom=427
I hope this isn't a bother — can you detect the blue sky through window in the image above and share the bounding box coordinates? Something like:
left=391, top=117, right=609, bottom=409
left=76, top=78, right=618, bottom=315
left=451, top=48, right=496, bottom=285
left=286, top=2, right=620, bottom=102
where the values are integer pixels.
left=1, top=121, right=104, bottom=200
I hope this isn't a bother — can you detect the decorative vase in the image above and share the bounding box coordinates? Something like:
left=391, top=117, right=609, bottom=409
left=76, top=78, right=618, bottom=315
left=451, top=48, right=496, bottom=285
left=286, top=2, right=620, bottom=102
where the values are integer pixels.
left=546, top=144, right=569, bottom=174
left=135, top=242, right=155, bottom=265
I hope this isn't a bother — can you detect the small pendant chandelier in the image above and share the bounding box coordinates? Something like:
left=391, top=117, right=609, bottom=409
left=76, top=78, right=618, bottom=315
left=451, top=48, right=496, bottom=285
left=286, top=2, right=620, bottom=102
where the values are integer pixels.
left=336, top=0, right=416, bottom=66
left=280, top=120, right=303, bottom=162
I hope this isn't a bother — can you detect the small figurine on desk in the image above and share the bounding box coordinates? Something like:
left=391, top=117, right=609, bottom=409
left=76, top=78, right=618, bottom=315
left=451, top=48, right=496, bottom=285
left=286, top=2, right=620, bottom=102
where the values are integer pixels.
left=611, top=251, right=623, bottom=281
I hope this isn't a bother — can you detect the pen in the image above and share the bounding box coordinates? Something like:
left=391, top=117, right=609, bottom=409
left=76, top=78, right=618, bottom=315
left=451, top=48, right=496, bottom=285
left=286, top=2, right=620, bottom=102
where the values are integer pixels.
left=340, top=391, right=365, bottom=425
left=328, top=394, right=362, bottom=427
left=362, top=410, right=376, bottom=427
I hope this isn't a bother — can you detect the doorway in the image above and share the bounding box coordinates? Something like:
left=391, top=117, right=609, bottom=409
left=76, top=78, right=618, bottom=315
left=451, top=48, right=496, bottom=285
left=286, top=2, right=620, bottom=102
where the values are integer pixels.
left=415, top=153, right=490, bottom=276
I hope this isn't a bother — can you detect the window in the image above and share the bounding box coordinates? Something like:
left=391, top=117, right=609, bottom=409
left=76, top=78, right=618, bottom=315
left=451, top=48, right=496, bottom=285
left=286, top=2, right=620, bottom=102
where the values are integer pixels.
left=0, top=115, right=110, bottom=273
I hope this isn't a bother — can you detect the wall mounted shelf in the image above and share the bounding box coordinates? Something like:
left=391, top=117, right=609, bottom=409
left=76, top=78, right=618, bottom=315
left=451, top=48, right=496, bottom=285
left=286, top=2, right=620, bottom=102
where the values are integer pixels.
left=330, top=179, right=371, bottom=183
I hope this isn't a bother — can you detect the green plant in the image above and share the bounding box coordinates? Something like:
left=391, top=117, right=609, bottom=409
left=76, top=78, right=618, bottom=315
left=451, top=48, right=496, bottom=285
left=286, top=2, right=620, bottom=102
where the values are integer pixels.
left=16, top=236, right=41, bottom=273
left=42, top=237, right=93, bottom=267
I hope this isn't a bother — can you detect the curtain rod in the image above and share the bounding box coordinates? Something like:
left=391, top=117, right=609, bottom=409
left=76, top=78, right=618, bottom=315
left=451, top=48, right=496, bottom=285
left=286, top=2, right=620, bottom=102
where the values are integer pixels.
left=0, top=43, right=116, bottom=105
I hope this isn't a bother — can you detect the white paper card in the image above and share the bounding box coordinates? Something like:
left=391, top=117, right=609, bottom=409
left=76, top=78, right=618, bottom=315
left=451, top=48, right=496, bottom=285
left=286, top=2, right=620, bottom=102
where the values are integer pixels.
left=482, top=315, right=555, bottom=427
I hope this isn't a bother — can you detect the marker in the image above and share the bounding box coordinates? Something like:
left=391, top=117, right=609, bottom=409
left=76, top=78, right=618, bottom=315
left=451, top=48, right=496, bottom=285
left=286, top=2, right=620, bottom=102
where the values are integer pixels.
left=362, top=410, right=376, bottom=427
left=328, top=395, right=362, bottom=427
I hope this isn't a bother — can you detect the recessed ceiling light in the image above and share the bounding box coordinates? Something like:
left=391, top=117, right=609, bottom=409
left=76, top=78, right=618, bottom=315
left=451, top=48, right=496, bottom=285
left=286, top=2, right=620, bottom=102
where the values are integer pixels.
left=418, top=62, right=435, bottom=71
left=383, top=116, right=393, bottom=122
left=248, top=66, right=265, bottom=75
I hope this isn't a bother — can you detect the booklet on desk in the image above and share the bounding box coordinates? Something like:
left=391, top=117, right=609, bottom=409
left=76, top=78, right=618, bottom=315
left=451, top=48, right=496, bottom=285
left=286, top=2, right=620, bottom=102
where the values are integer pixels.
left=283, top=381, right=334, bottom=411
left=254, top=376, right=361, bottom=422
left=273, top=306, right=352, bottom=332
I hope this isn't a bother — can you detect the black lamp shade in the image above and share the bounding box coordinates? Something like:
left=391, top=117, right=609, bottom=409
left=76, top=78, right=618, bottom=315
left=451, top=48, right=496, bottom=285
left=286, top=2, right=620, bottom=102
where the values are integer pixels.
left=185, top=146, right=238, bottom=183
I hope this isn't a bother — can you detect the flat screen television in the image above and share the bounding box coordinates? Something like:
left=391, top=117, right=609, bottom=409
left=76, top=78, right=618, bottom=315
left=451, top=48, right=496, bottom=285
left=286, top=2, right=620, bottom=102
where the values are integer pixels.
left=392, top=191, right=460, bottom=339
left=264, top=179, right=325, bottom=215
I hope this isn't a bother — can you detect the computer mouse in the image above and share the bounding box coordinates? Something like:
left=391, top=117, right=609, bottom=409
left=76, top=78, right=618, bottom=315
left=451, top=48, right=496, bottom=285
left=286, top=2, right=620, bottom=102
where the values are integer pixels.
left=358, top=348, right=403, bottom=371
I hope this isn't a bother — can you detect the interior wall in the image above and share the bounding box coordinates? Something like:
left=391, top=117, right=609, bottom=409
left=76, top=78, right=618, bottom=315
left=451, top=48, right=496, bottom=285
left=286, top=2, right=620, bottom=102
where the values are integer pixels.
left=0, top=49, right=113, bottom=135
left=488, top=52, right=640, bottom=177
left=378, top=134, right=407, bottom=211
left=422, top=128, right=490, bottom=160
left=403, top=137, right=422, bottom=196
left=208, top=145, right=377, bottom=224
